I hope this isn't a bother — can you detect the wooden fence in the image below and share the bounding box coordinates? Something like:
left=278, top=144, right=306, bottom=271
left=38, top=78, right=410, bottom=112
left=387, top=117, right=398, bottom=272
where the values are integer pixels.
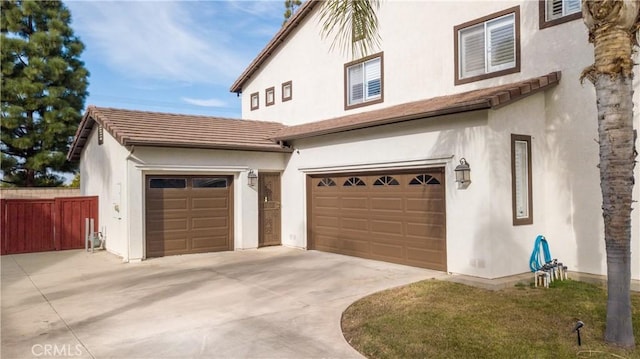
left=1, top=196, right=98, bottom=255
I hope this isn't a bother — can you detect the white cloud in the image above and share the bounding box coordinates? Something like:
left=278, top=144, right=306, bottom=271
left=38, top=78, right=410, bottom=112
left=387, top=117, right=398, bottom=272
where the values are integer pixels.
left=67, top=1, right=249, bottom=85
left=181, top=97, right=227, bottom=107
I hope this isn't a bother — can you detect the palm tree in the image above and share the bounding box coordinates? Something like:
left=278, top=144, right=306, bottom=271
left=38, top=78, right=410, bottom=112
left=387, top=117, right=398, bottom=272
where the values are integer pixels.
left=582, top=0, right=638, bottom=348
left=319, top=0, right=381, bottom=58
left=320, top=0, right=638, bottom=348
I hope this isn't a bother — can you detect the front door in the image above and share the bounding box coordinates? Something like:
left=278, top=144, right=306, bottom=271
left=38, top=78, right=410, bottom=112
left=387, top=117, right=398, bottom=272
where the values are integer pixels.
left=259, top=172, right=281, bottom=247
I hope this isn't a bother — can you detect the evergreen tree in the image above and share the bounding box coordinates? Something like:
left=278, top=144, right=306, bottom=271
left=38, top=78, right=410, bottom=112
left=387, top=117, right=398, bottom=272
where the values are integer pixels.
left=283, top=0, right=302, bottom=25
left=1, top=0, right=89, bottom=187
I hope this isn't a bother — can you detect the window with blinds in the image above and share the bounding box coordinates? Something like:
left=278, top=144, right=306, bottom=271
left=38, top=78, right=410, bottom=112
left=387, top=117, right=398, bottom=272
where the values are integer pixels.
left=546, top=0, right=581, bottom=21
left=511, top=134, right=533, bottom=225
left=345, top=53, right=383, bottom=108
left=455, top=7, right=519, bottom=84
left=458, top=12, right=516, bottom=81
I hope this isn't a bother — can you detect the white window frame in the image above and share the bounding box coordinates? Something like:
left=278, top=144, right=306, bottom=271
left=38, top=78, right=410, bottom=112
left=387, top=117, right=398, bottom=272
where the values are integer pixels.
left=454, top=7, right=520, bottom=85
left=345, top=53, right=383, bottom=109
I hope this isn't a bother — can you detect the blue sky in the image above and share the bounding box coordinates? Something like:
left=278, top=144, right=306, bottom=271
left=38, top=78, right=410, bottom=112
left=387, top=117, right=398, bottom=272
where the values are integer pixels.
left=65, top=0, right=287, bottom=119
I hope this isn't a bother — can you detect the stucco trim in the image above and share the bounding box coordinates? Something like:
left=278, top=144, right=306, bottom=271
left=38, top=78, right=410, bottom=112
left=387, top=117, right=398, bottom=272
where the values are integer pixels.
left=298, top=155, right=454, bottom=174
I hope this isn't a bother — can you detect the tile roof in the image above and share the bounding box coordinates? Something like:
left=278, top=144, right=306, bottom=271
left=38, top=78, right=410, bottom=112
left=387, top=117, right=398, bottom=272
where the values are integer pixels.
left=272, top=72, right=562, bottom=141
left=67, top=106, right=291, bottom=161
left=229, top=0, right=320, bottom=93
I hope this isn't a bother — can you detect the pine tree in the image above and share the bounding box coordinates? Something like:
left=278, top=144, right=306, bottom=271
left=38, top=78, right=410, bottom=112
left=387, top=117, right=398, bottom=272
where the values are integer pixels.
left=1, top=0, right=89, bottom=187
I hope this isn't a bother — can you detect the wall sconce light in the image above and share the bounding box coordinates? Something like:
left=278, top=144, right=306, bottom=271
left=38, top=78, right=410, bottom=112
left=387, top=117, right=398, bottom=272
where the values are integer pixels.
left=454, top=158, right=471, bottom=184
left=247, top=169, right=258, bottom=187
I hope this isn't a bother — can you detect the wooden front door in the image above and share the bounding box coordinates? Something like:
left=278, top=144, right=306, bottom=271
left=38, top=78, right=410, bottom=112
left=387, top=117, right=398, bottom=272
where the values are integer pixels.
left=259, top=172, right=281, bottom=247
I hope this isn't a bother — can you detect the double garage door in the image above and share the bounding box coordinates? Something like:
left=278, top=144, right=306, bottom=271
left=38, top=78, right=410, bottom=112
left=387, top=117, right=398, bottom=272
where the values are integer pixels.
left=308, top=168, right=446, bottom=271
left=145, top=176, right=233, bottom=258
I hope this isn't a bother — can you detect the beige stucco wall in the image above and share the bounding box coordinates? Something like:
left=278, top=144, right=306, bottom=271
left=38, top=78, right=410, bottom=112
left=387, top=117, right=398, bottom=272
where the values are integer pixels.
left=80, top=125, right=130, bottom=259
left=240, top=1, right=592, bottom=125
left=240, top=1, right=639, bottom=280
left=124, top=146, right=287, bottom=261
left=81, top=126, right=288, bottom=262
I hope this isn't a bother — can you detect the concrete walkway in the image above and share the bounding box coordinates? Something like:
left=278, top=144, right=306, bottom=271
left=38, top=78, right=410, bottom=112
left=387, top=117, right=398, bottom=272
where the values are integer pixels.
left=1, top=247, right=446, bottom=358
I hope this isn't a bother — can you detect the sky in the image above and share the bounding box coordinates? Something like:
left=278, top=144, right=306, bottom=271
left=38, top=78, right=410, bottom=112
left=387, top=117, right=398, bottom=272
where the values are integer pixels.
left=65, top=0, right=287, bottom=119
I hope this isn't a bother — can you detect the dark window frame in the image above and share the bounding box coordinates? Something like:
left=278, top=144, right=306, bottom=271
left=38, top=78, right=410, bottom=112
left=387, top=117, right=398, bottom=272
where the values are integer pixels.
left=539, top=0, right=582, bottom=29
left=281, top=81, right=292, bottom=102
left=265, top=87, right=275, bottom=107
left=454, top=6, right=521, bottom=85
left=511, top=134, right=533, bottom=225
left=250, top=92, right=259, bottom=111
left=344, top=52, right=384, bottom=110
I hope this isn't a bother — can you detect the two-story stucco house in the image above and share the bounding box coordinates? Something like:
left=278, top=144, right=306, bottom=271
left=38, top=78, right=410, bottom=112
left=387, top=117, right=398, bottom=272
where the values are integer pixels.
left=69, top=0, right=639, bottom=284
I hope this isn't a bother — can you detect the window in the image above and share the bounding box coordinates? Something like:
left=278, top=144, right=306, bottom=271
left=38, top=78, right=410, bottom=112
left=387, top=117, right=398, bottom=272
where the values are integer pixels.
left=454, top=7, right=520, bottom=85
left=344, top=177, right=366, bottom=186
left=282, top=81, right=292, bottom=102
left=149, top=178, right=186, bottom=189
left=193, top=178, right=228, bottom=188
left=317, top=178, right=336, bottom=187
left=539, top=0, right=581, bottom=29
left=409, top=174, right=440, bottom=185
left=265, top=87, right=275, bottom=106
left=345, top=53, right=383, bottom=109
left=373, top=176, right=399, bottom=186
left=511, top=134, right=532, bottom=225
left=250, top=92, right=259, bottom=110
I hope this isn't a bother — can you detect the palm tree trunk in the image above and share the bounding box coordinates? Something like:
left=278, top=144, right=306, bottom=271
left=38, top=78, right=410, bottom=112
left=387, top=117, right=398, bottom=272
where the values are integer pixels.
left=594, top=74, right=635, bottom=348
left=582, top=0, right=638, bottom=348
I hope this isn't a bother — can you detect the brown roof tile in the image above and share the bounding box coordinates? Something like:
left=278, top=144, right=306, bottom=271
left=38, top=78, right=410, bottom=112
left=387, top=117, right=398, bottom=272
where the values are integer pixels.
left=67, top=106, right=291, bottom=161
left=272, top=72, right=561, bottom=141
left=229, top=0, right=320, bottom=93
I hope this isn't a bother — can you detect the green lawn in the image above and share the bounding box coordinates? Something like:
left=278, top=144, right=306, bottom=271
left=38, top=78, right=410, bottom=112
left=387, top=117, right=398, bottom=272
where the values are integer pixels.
left=342, top=280, right=640, bottom=358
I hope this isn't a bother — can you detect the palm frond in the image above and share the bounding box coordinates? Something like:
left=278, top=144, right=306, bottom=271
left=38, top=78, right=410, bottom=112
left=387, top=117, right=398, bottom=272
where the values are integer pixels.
left=319, top=0, right=381, bottom=58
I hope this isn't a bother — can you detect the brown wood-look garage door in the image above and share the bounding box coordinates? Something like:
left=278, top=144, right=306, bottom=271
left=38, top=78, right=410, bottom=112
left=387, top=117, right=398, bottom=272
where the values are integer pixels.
left=145, top=176, right=233, bottom=258
left=308, top=169, right=446, bottom=271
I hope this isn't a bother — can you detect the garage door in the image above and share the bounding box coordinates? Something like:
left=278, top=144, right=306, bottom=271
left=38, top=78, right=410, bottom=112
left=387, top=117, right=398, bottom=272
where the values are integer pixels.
left=145, top=176, right=233, bottom=258
left=308, top=169, right=446, bottom=271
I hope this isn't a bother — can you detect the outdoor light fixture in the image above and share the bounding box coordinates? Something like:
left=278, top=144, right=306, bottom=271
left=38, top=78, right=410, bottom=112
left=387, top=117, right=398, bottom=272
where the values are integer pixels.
left=454, top=158, right=471, bottom=184
left=247, top=169, right=258, bottom=187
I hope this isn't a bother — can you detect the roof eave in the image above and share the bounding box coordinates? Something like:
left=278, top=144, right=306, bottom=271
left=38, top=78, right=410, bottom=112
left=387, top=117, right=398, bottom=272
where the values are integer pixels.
left=121, top=140, right=293, bottom=153
left=229, top=0, right=320, bottom=93
left=272, top=100, right=492, bottom=141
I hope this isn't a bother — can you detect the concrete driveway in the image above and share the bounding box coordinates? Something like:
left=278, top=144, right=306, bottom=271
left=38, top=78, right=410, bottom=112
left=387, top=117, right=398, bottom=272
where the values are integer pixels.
left=1, top=247, right=446, bottom=358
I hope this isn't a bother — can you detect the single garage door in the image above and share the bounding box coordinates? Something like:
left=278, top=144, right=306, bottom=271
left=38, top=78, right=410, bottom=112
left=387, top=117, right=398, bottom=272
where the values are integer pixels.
left=145, top=175, right=233, bottom=258
left=308, top=169, right=446, bottom=271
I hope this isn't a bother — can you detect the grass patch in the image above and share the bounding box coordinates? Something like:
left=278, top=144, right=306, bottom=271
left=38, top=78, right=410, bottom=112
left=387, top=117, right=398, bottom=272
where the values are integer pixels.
left=342, top=280, right=640, bottom=358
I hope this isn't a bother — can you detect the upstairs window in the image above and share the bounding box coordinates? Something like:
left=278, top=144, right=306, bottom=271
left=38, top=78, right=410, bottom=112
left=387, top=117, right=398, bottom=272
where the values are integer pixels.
left=282, top=81, right=292, bottom=102
left=250, top=92, right=259, bottom=111
left=345, top=53, right=383, bottom=109
left=540, top=0, right=581, bottom=28
left=455, top=7, right=520, bottom=85
left=265, top=87, right=275, bottom=106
